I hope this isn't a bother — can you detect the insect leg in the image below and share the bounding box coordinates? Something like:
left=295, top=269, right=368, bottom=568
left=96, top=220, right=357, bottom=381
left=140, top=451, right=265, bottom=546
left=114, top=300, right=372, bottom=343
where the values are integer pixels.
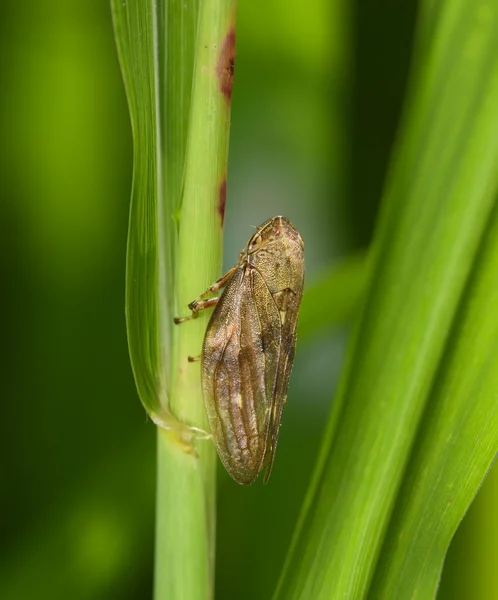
left=188, top=264, right=238, bottom=308
left=174, top=264, right=238, bottom=324
left=174, top=297, right=219, bottom=324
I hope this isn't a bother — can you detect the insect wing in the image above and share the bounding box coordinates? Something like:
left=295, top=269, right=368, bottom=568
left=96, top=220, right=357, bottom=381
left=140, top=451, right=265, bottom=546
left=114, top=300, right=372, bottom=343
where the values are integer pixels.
left=263, top=284, right=303, bottom=482
left=247, top=217, right=305, bottom=483
left=201, top=265, right=281, bottom=485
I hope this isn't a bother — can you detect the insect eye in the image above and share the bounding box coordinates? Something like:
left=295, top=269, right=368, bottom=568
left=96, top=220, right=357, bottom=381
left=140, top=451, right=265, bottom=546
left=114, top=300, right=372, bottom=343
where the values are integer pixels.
left=248, top=234, right=263, bottom=252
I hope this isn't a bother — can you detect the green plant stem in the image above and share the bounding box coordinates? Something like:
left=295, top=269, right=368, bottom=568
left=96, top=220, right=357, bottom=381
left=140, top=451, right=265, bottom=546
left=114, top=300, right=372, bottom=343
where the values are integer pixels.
left=155, top=427, right=216, bottom=599
left=153, top=1, right=237, bottom=599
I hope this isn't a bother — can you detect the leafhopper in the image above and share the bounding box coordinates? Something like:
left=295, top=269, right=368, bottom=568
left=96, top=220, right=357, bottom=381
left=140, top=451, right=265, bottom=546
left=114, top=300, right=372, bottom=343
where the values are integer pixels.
left=175, top=216, right=305, bottom=484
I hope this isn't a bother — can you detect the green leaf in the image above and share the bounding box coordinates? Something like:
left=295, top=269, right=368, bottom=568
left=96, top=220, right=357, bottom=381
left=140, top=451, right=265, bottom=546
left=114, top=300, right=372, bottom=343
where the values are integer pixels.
left=112, top=0, right=199, bottom=419
left=274, top=1, right=498, bottom=598
left=369, top=202, right=498, bottom=598
left=112, top=0, right=166, bottom=416
left=112, top=0, right=237, bottom=598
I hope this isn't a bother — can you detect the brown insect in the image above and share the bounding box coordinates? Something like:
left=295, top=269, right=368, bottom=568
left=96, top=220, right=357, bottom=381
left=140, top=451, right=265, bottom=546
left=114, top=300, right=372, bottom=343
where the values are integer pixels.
left=175, top=216, right=305, bottom=484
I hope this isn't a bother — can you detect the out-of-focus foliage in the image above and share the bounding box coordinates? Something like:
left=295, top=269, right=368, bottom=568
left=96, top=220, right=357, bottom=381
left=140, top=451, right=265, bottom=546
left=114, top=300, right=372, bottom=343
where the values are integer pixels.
left=0, top=1, right=496, bottom=599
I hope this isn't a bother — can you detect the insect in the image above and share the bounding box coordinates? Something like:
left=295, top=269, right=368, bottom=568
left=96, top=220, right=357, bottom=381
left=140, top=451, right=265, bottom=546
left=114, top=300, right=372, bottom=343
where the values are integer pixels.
left=175, top=216, right=304, bottom=485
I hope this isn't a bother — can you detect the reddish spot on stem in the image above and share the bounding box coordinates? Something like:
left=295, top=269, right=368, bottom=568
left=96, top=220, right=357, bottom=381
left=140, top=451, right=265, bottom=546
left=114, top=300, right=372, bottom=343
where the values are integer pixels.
left=216, top=28, right=236, bottom=101
left=218, top=179, right=227, bottom=225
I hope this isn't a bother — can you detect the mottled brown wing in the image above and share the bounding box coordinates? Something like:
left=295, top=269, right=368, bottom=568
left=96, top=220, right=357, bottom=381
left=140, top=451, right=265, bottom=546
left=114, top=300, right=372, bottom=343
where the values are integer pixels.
left=201, top=264, right=281, bottom=485
left=263, top=284, right=303, bottom=483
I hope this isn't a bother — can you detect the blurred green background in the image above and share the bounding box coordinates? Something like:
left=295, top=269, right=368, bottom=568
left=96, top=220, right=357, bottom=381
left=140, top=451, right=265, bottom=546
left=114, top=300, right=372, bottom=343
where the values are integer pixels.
left=1, top=1, right=496, bottom=599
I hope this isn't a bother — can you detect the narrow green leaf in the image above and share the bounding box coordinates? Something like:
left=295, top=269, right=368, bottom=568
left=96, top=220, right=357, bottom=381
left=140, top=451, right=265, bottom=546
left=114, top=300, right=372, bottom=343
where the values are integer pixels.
left=161, top=0, right=199, bottom=244
left=112, top=0, right=165, bottom=416
left=274, top=1, right=498, bottom=598
left=112, top=0, right=199, bottom=420
left=369, top=201, right=498, bottom=598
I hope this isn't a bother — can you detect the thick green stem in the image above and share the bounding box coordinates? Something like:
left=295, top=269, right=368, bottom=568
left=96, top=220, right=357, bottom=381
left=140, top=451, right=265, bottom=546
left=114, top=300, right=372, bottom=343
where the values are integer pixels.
left=154, top=427, right=216, bottom=599
left=154, top=2, right=237, bottom=599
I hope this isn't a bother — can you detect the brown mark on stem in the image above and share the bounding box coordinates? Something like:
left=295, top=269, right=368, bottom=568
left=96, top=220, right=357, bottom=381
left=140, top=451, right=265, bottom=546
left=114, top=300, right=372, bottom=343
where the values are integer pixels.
left=218, top=178, right=227, bottom=225
left=216, top=28, right=236, bottom=101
